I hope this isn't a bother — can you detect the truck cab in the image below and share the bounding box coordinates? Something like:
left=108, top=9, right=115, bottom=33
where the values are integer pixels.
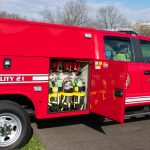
left=90, top=29, right=150, bottom=122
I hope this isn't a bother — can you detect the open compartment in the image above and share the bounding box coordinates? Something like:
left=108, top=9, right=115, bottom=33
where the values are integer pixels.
left=48, top=59, right=89, bottom=113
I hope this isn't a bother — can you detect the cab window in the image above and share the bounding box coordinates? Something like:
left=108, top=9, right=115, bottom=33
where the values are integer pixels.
left=140, top=40, right=150, bottom=62
left=104, top=36, right=135, bottom=62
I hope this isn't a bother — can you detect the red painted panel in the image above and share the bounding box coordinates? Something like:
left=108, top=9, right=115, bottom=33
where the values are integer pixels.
left=138, top=63, right=150, bottom=96
left=0, top=18, right=95, bottom=59
left=0, top=56, right=49, bottom=118
left=0, top=83, right=49, bottom=118
left=90, top=60, right=127, bottom=123
left=125, top=63, right=150, bottom=106
left=125, top=63, right=141, bottom=98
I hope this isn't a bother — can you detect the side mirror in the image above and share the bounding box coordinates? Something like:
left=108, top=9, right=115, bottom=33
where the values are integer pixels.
left=106, top=50, right=112, bottom=59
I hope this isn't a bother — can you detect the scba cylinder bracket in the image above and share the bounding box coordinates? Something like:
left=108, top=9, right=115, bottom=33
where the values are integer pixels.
left=48, top=60, right=88, bottom=113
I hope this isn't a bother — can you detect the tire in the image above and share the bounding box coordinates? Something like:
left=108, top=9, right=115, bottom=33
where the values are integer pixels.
left=0, top=100, right=31, bottom=150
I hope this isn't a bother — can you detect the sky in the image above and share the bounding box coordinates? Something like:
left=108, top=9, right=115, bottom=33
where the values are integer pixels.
left=0, top=0, right=150, bottom=22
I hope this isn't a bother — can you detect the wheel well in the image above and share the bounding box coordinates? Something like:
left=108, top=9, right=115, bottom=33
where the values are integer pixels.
left=0, top=94, right=35, bottom=116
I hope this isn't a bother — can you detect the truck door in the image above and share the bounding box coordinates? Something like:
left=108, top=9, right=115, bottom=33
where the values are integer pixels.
left=137, top=40, right=150, bottom=102
left=125, top=39, right=142, bottom=105
left=126, top=39, right=150, bottom=105
left=90, top=60, right=127, bottom=123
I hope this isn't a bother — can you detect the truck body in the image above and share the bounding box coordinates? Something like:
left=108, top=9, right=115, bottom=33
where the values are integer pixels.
left=0, top=18, right=150, bottom=150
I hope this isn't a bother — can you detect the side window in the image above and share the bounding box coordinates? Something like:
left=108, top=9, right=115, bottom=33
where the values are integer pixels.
left=104, top=36, right=135, bottom=62
left=140, top=40, right=150, bottom=62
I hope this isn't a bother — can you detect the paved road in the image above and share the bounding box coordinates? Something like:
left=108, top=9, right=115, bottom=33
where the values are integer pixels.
left=32, top=115, right=150, bottom=150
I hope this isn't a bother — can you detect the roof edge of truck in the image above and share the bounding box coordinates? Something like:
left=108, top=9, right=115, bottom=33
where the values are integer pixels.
left=0, top=18, right=149, bottom=40
left=0, top=17, right=96, bottom=31
left=98, top=29, right=150, bottom=40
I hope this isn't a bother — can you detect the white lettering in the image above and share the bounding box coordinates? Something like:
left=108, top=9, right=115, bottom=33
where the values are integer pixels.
left=16, top=76, right=21, bottom=81
left=21, top=76, right=24, bottom=81
left=5, top=77, right=8, bottom=81
left=9, top=77, right=14, bottom=82
left=16, top=76, right=24, bottom=82
left=0, top=76, right=15, bottom=82
left=0, top=76, right=5, bottom=81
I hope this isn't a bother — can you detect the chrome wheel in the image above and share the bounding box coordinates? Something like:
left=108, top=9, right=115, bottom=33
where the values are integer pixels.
left=0, top=113, right=22, bottom=147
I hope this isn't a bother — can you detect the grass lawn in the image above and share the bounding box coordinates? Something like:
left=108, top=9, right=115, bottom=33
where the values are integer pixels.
left=20, top=136, right=45, bottom=150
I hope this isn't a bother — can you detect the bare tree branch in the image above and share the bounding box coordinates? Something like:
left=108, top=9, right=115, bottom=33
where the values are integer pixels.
left=96, top=5, right=128, bottom=29
left=0, top=10, right=26, bottom=20
left=59, top=0, right=89, bottom=26
left=40, top=9, right=55, bottom=23
left=128, top=22, right=150, bottom=37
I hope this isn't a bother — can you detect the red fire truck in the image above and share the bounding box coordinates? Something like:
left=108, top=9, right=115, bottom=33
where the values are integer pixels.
left=0, top=18, right=150, bottom=150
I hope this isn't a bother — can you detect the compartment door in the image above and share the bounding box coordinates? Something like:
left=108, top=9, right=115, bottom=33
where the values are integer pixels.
left=90, top=60, right=127, bottom=123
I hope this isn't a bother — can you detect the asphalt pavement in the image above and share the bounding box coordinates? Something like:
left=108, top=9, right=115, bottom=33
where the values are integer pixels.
left=32, top=115, right=150, bottom=150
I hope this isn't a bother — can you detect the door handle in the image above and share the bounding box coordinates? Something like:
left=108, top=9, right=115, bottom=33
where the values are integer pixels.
left=114, top=88, right=123, bottom=97
left=144, top=70, right=150, bottom=75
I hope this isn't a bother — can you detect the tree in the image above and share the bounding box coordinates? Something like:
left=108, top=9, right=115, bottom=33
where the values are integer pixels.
left=96, top=5, right=127, bottom=29
left=0, top=10, right=26, bottom=20
left=59, top=0, right=89, bottom=26
left=138, top=24, right=150, bottom=37
left=40, top=9, right=55, bottom=23
left=40, top=0, right=89, bottom=26
left=128, top=22, right=150, bottom=37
